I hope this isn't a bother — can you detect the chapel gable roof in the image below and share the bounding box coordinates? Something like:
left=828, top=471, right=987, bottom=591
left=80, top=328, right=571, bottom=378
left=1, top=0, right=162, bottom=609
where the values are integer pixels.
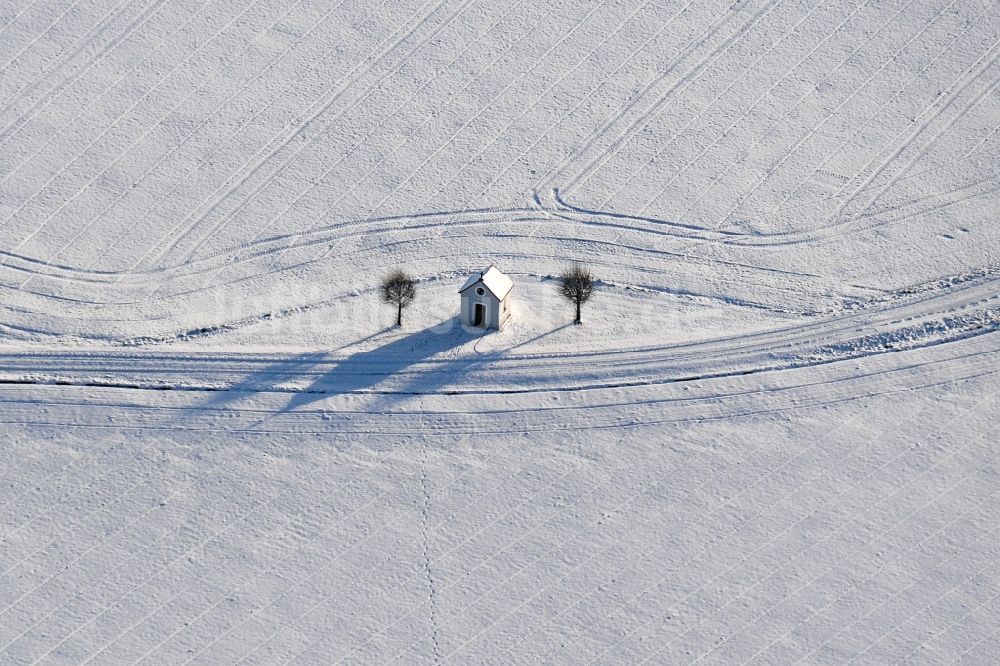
left=459, top=265, right=513, bottom=299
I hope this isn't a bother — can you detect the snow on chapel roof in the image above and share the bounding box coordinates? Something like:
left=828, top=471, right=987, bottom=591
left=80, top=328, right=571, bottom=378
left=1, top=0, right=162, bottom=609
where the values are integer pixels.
left=459, top=265, right=514, bottom=299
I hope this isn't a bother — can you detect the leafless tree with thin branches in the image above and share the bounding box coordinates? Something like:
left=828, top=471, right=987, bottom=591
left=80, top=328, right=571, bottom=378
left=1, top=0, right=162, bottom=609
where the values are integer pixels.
left=381, top=270, right=417, bottom=326
left=558, top=263, right=594, bottom=324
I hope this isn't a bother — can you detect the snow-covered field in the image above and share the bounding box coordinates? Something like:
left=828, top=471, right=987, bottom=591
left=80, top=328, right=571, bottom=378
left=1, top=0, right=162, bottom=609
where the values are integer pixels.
left=1, top=0, right=999, bottom=662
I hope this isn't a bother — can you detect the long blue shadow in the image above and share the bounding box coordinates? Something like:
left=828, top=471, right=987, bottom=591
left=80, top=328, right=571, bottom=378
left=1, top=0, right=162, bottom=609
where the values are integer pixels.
left=192, top=327, right=394, bottom=417
left=280, top=317, right=478, bottom=413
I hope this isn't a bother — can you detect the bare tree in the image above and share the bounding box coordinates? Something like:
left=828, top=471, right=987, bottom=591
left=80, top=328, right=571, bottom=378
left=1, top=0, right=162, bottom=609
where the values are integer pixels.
left=558, top=262, right=594, bottom=324
left=381, top=270, right=417, bottom=326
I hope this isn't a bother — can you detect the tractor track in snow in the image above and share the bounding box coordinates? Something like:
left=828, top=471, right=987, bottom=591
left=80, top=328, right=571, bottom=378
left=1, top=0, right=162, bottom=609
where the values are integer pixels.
left=0, top=189, right=957, bottom=306
left=0, top=199, right=994, bottom=356
left=0, top=330, right=997, bottom=435
left=2, top=2, right=999, bottom=662
left=1, top=274, right=996, bottom=399
left=0, top=178, right=988, bottom=308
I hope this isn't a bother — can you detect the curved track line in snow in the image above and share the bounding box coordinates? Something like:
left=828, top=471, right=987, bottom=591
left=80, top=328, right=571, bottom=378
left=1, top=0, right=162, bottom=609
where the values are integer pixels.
left=478, top=0, right=701, bottom=201
left=93, top=0, right=368, bottom=272
left=325, top=0, right=630, bottom=262
left=653, top=0, right=951, bottom=224
left=0, top=0, right=277, bottom=264
left=0, top=332, right=997, bottom=436
left=565, top=0, right=788, bottom=198
left=0, top=0, right=225, bottom=177
left=595, top=0, right=866, bottom=216
left=772, top=6, right=982, bottom=212
left=0, top=207, right=531, bottom=286
left=549, top=188, right=741, bottom=238
left=3, top=0, right=323, bottom=267
left=0, top=0, right=172, bottom=151
left=0, top=275, right=996, bottom=398
left=530, top=0, right=746, bottom=197
left=0, top=203, right=994, bottom=351
left=201, top=0, right=546, bottom=283
left=853, top=62, right=1000, bottom=215
left=821, top=35, right=1000, bottom=223
left=0, top=189, right=854, bottom=299
left=0, top=205, right=795, bottom=316
left=683, top=0, right=932, bottom=230
left=144, top=0, right=462, bottom=272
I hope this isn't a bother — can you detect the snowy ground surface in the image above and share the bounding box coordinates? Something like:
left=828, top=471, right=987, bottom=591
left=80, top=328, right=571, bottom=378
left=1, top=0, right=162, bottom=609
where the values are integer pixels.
left=1, top=0, right=999, bottom=663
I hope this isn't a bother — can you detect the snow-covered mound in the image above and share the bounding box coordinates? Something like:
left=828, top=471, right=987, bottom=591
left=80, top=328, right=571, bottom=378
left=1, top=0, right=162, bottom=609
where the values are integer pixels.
left=1, top=1, right=998, bottom=663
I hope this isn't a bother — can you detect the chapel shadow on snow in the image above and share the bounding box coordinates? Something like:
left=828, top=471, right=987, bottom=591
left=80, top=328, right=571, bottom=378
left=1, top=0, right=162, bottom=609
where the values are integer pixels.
left=192, top=317, right=498, bottom=422
left=193, top=326, right=394, bottom=415
left=279, top=316, right=484, bottom=414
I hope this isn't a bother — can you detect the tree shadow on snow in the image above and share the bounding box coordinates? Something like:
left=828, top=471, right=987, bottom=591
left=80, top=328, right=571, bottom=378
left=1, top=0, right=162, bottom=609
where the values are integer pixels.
left=505, top=322, right=573, bottom=352
left=192, top=327, right=393, bottom=416
left=279, top=316, right=484, bottom=414
left=192, top=317, right=503, bottom=427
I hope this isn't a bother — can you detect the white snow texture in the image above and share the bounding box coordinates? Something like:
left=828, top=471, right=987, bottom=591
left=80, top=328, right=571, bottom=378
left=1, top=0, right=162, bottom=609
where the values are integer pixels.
left=1, top=0, right=999, bottom=663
